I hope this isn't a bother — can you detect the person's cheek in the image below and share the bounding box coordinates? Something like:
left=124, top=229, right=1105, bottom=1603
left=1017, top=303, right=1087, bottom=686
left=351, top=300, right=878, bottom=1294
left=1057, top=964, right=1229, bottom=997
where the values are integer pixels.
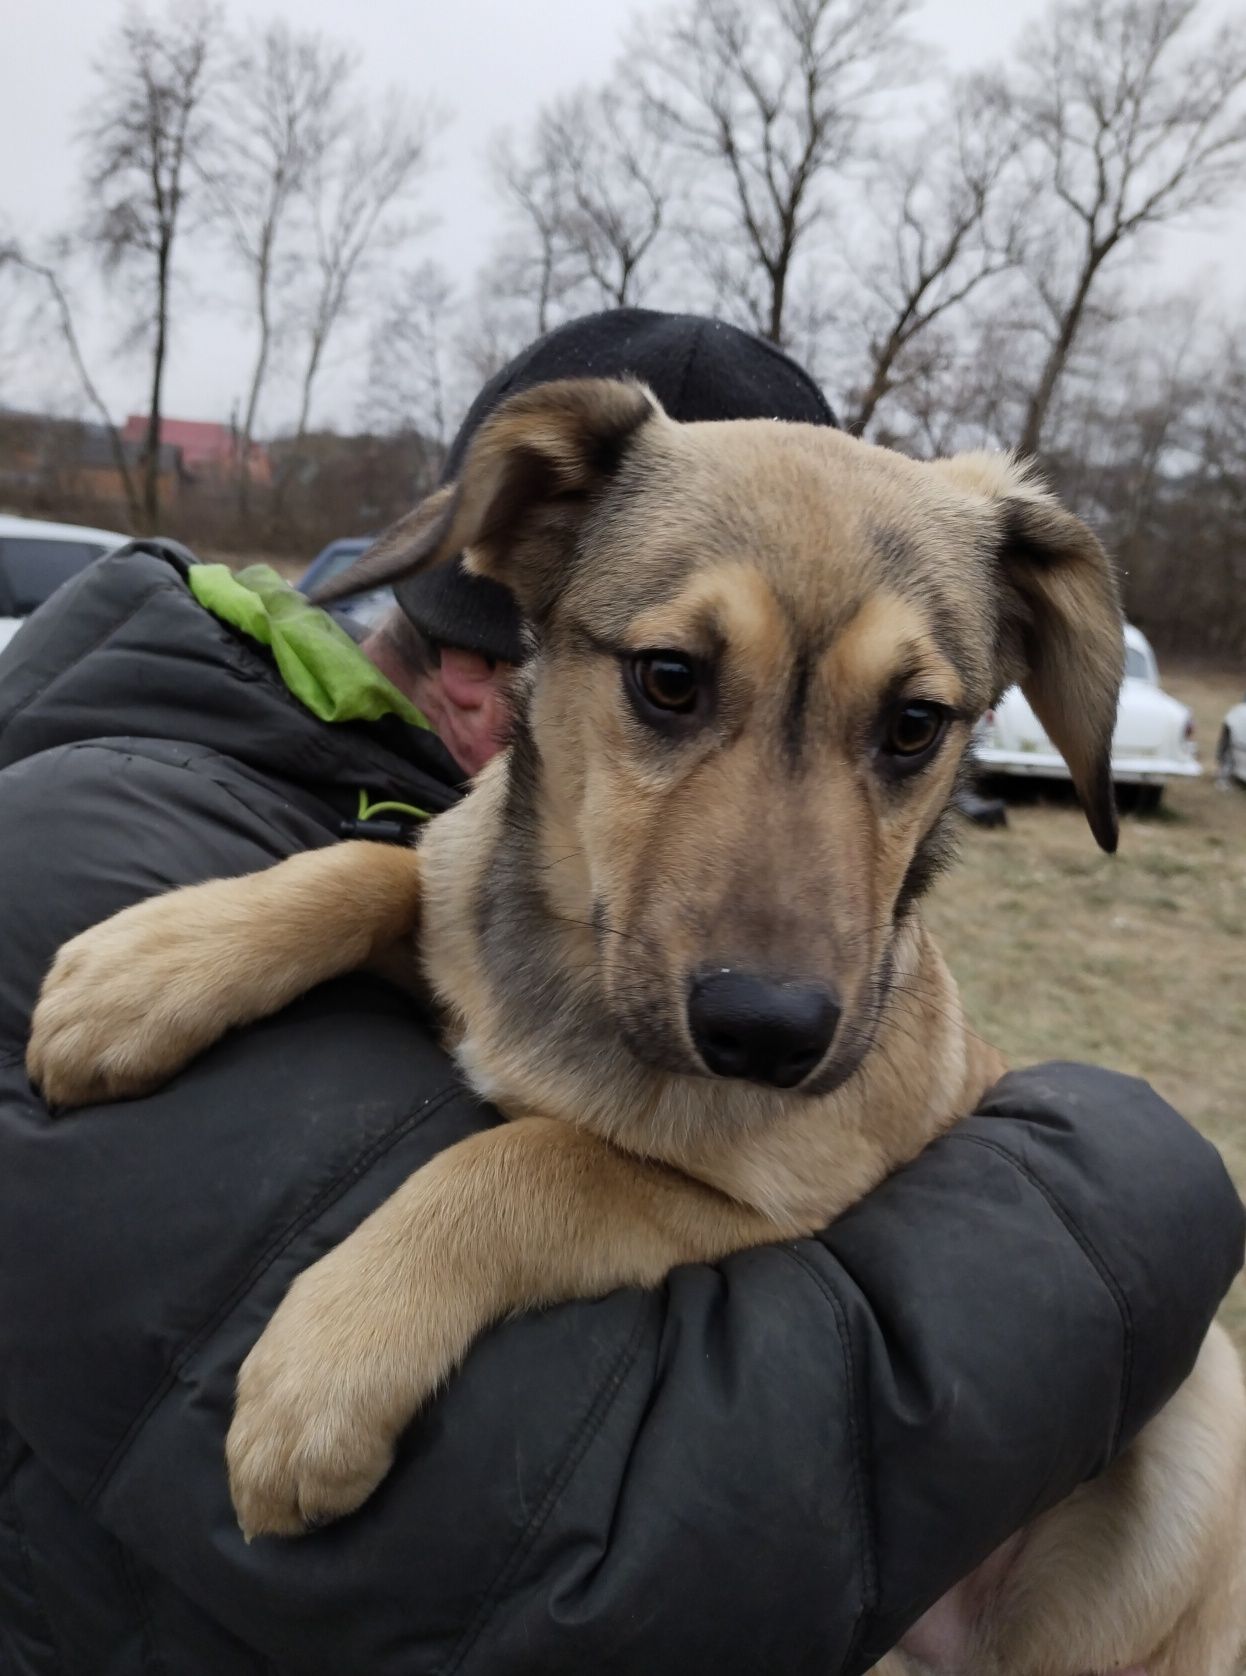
left=439, top=649, right=496, bottom=707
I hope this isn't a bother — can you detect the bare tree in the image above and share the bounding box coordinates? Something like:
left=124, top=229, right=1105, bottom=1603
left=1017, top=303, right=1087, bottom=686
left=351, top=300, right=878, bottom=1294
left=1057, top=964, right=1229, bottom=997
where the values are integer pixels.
left=288, top=96, right=432, bottom=450
left=1053, top=312, right=1246, bottom=660
left=82, top=2, right=221, bottom=525
left=207, top=22, right=350, bottom=510
left=454, top=280, right=537, bottom=386
left=842, top=78, right=1028, bottom=437
left=0, top=238, right=141, bottom=523
left=489, top=129, right=582, bottom=338
left=636, top=0, right=916, bottom=347
left=489, top=81, right=669, bottom=336
left=0, top=238, right=32, bottom=402
left=543, top=87, right=670, bottom=308
left=266, top=90, right=433, bottom=521
left=561, top=88, right=669, bottom=306
left=361, top=259, right=456, bottom=492
left=1012, top=0, right=1246, bottom=459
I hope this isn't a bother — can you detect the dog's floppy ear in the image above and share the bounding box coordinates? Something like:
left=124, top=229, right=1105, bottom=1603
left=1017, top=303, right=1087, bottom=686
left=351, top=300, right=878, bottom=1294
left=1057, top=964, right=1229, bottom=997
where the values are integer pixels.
left=931, top=452, right=1124, bottom=853
left=312, top=379, right=659, bottom=618
left=311, top=485, right=458, bottom=606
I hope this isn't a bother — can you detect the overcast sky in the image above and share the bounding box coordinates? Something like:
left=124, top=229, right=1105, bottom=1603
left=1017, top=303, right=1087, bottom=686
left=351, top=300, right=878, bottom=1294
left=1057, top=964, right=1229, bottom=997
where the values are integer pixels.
left=1, top=0, right=1241, bottom=434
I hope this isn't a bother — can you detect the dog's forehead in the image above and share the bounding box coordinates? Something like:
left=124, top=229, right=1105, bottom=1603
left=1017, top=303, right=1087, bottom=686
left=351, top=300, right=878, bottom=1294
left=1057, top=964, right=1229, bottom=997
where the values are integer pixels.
left=567, top=417, right=994, bottom=667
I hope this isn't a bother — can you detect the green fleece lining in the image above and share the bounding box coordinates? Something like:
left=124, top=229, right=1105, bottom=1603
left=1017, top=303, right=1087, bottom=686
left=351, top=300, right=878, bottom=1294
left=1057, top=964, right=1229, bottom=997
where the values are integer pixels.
left=188, top=563, right=432, bottom=730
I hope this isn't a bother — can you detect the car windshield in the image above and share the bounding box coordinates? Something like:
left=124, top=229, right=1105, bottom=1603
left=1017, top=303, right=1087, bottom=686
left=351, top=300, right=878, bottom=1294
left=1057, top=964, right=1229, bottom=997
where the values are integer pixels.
left=1124, top=644, right=1151, bottom=680
left=0, top=537, right=111, bottom=615
left=314, top=543, right=369, bottom=582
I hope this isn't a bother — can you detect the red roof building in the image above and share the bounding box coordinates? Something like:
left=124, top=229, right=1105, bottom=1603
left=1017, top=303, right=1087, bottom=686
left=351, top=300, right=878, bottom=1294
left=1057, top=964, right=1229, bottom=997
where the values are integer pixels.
left=122, top=417, right=272, bottom=485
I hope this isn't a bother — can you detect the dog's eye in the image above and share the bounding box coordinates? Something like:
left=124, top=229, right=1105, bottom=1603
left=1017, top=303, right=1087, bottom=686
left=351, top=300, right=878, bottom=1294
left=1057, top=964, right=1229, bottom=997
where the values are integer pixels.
left=629, top=652, right=701, bottom=717
left=882, top=701, right=948, bottom=763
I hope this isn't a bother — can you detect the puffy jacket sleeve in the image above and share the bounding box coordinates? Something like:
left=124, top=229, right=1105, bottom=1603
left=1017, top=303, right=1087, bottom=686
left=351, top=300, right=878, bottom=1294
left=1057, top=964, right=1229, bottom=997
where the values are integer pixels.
left=0, top=676, right=1241, bottom=1675
left=2, top=1036, right=1238, bottom=1676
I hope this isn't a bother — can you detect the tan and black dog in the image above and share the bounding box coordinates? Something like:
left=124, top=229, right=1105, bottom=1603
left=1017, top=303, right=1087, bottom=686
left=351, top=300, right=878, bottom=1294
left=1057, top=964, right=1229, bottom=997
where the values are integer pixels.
left=28, top=380, right=1246, bottom=1675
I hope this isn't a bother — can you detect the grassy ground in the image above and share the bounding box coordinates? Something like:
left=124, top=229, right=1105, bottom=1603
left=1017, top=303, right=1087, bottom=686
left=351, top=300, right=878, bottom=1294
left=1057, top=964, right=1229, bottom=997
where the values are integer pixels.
left=925, top=663, right=1246, bottom=1350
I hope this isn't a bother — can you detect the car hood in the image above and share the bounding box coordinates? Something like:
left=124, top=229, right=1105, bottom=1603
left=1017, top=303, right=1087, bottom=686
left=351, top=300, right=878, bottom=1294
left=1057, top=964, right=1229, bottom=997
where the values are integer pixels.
left=991, top=678, right=1191, bottom=756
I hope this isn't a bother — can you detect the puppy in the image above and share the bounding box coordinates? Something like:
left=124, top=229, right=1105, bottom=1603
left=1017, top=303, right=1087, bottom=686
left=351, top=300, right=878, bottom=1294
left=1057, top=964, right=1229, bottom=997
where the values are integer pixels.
left=29, top=381, right=1246, bottom=1675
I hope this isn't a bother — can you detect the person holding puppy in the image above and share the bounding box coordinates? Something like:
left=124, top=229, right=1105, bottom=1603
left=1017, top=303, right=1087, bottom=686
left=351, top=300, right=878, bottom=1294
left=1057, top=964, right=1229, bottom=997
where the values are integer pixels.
left=0, top=309, right=1241, bottom=1675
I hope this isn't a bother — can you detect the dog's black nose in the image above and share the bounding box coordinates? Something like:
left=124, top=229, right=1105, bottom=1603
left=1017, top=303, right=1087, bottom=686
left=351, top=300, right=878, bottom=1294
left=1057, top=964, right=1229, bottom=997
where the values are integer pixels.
left=687, top=971, right=840, bottom=1089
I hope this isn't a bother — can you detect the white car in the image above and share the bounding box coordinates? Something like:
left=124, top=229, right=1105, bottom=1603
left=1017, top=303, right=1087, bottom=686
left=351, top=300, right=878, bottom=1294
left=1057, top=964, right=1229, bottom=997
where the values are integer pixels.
left=974, top=624, right=1199, bottom=811
left=1218, top=692, right=1246, bottom=787
left=0, top=514, right=128, bottom=654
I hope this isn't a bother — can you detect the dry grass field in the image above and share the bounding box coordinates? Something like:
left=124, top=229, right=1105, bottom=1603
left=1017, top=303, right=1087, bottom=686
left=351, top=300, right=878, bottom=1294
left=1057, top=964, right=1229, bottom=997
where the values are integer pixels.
left=926, top=664, right=1246, bottom=1351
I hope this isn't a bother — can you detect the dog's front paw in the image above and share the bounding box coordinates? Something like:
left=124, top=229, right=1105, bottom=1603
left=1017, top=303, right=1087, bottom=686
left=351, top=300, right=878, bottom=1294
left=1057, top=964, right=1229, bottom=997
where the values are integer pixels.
left=226, top=1239, right=460, bottom=1540
left=28, top=898, right=233, bottom=1108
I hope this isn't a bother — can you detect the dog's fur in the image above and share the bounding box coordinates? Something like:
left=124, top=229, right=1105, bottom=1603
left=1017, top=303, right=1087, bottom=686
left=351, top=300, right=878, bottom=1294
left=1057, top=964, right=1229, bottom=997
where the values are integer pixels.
left=28, top=381, right=1246, bottom=1675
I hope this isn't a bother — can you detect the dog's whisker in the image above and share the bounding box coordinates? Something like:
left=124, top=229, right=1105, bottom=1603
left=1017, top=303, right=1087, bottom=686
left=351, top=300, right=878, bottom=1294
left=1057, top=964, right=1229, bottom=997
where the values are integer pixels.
left=545, top=912, right=645, bottom=946
left=874, top=981, right=1003, bottom=1062
left=533, top=850, right=584, bottom=874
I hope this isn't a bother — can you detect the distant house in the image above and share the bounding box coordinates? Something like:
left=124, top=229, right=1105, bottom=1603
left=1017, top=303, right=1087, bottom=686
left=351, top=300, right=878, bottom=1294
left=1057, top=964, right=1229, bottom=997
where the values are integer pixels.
left=122, top=417, right=273, bottom=486
left=76, top=424, right=182, bottom=504
left=0, top=412, right=182, bottom=511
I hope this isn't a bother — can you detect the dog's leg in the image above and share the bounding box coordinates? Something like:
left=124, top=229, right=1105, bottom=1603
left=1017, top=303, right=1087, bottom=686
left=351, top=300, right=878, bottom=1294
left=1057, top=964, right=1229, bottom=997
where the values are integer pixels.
left=226, top=1116, right=795, bottom=1539
left=27, top=841, right=423, bottom=1107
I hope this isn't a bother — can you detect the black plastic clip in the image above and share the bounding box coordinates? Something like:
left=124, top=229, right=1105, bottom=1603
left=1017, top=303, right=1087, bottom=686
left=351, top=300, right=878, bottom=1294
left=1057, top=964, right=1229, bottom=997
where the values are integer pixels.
left=338, top=817, right=418, bottom=844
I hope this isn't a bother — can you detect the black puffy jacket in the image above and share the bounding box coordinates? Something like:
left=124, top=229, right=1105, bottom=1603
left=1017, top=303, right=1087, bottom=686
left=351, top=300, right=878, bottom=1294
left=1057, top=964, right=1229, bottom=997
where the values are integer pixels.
left=0, top=544, right=1241, bottom=1676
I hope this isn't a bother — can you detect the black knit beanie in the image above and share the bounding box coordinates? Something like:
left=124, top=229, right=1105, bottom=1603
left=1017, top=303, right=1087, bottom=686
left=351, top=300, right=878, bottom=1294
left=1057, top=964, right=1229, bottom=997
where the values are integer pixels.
left=396, top=307, right=838, bottom=663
